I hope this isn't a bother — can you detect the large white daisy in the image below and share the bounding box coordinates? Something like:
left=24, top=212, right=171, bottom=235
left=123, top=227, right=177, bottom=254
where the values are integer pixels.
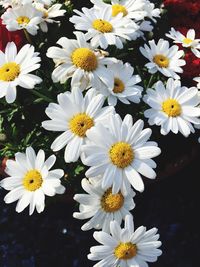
left=82, top=114, right=161, bottom=194
left=73, top=177, right=135, bottom=233
left=1, top=4, right=43, bottom=35
left=0, top=147, right=65, bottom=215
left=33, top=2, right=66, bottom=32
left=166, top=28, right=200, bottom=58
left=140, top=39, right=186, bottom=79
left=69, top=6, right=139, bottom=49
left=91, top=0, right=147, bottom=21
left=42, top=88, right=114, bottom=163
left=95, top=60, right=143, bottom=106
left=143, top=78, right=200, bottom=137
left=46, top=31, right=117, bottom=90
left=0, top=42, right=42, bottom=103
left=88, top=214, right=162, bottom=267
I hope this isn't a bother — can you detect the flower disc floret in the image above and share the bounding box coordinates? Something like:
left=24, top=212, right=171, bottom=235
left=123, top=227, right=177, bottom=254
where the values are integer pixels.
left=0, top=62, right=20, bottom=81
left=114, top=242, right=137, bottom=259
left=101, top=188, right=124, bottom=212
left=71, top=48, right=98, bottom=71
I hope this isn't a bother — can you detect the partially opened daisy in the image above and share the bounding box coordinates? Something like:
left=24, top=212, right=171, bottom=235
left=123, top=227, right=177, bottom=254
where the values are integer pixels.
left=193, top=76, right=200, bottom=89
left=88, top=215, right=162, bottom=267
left=1, top=4, right=43, bottom=35
left=91, top=0, right=147, bottom=21
left=73, top=178, right=135, bottom=232
left=33, top=2, right=66, bottom=32
left=69, top=6, right=139, bottom=49
left=46, top=31, right=116, bottom=90
left=140, top=39, right=186, bottom=79
left=166, top=28, right=200, bottom=58
left=143, top=78, right=200, bottom=136
left=0, top=147, right=65, bottom=215
left=82, top=114, right=161, bottom=194
left=42, top=88, right=114, bottom=163
left=0, top=42, right=42, bottom=103
left=96, top=60, right=143, bottom=106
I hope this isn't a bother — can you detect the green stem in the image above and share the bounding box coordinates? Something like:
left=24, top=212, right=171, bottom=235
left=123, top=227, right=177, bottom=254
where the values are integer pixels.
left=31, top=90, right=53, bottom=103
left=23, top=29, right=32, bottom=44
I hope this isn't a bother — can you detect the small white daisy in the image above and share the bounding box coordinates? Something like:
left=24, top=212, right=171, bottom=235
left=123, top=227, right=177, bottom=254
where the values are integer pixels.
left=46, top=31, right=117, bottom=90
left=193, top=76, right=200, bottom=89
left=91, top=0, right=147, bottom=21
left=96, top=60, right=143, bottom=106
left=33, top=2, right=66, bottom=32
left=0, top=42, right=42, bottom=103
left=1, top=4, right=43, bottom=35
left=69, top=6, right=139, bottom=49
left=73, top=177, right=135, bottom=232
left=0, top=0, right=32, bottom=8
left=88, top=214, right=162, bottom=267
left=42, top=88, right=114, bottom=163
left=143, top=78, right=200, bottom=137
left=140, top=38, right=186, bottom=79
left=82, top=114, right=161, bottom=194
left=166, top=28, right=200, bottom=58
left=0, top=147, right=65, bottom=215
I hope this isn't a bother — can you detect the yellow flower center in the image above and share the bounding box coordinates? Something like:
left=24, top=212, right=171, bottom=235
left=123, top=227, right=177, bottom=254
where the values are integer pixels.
left=109, top=142, right=134, bottom=169
left=69, top=113, right=94, bottom=137
left=71, top=48, right=98, bottom=71
left=23, top=170, right=43, bottom=191
left=183, top=38, right=193, bottom=45
left=112, top=4, right=128, bottom=17
left=92, top=19, right=113, bottom=33
left=162, top=98, right=181, bottom=117
left=153, top=54, right=169, bottom=68
left=113, top=78, right=125, bottom=93
left=101, top=188, right=124, bottom=212
left=114, top=242, right=137, bottom=260
left=16, top=16, right=30, bottom=25
left=0, top=62, right=20, bottom=82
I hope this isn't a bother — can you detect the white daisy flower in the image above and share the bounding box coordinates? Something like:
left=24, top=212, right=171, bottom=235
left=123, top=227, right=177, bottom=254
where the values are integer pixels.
left=33, top=2, right=66, bottom=32
left=96, top=60, right=143, bottom=106
left=0, top=42, right=42, bottom=103
left=82, top=114, right=161, bottom=194
left=91, top=0, right=147, bottom=21
left=166, top=28, right=200, bottom=58
left=46, top=31, right=117, bottom=90
left=0, top=147, right=65, bottom=215
left=193, top=76, right=200, bottom=90
left=88, top=214, right=162, bottom=267
left=73, top=177, right=135, bottom=232
left=1, top=4, right=43, bottom=35
left=42, top=88, right=114, bottom=163
left=143, top=78, right=200, bottom=137
left=0, top=0, right=31, bottom=8
left=140, top=39, right=186, bottom=79
left=143, top=0, right=160, bottom=23
left=69, top=6, right=139, bottom=49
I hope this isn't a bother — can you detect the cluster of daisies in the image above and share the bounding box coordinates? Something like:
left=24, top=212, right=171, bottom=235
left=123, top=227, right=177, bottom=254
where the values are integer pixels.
left=0, top=0, right=66, bottom=34
left=1, top=0, right=200, bottom=266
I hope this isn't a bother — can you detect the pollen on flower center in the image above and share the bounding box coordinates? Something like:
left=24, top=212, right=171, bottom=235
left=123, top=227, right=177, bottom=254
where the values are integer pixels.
left=109, top=142, right=134, bottom=168
left=183, top=38, right=193, bottom=45
left=114, top=242, right=137, bottom=260
left=23, top=169, right=43, bottom=191
left=153, top=54, right=169, bottom=68
left=16, top=16, right=30, bottom=25
left=101, top=188, right=124, bottom=212
left=162, top=98, right=181, bottom=117
left=0, top=62, right=20, bottom=82
left=112, top=4, right=128, bottom=17
left=71, top=48, right=98, bottom=71
left=92, top=19, right=113, bottom=33
left=69, top=113, right=94, bottom=137
left=113, top=78, right=125, bottom=93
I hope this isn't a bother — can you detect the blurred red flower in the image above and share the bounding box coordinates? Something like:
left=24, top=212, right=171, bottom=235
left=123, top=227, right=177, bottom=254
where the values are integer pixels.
left=0, top=18, right=26, bottom=52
